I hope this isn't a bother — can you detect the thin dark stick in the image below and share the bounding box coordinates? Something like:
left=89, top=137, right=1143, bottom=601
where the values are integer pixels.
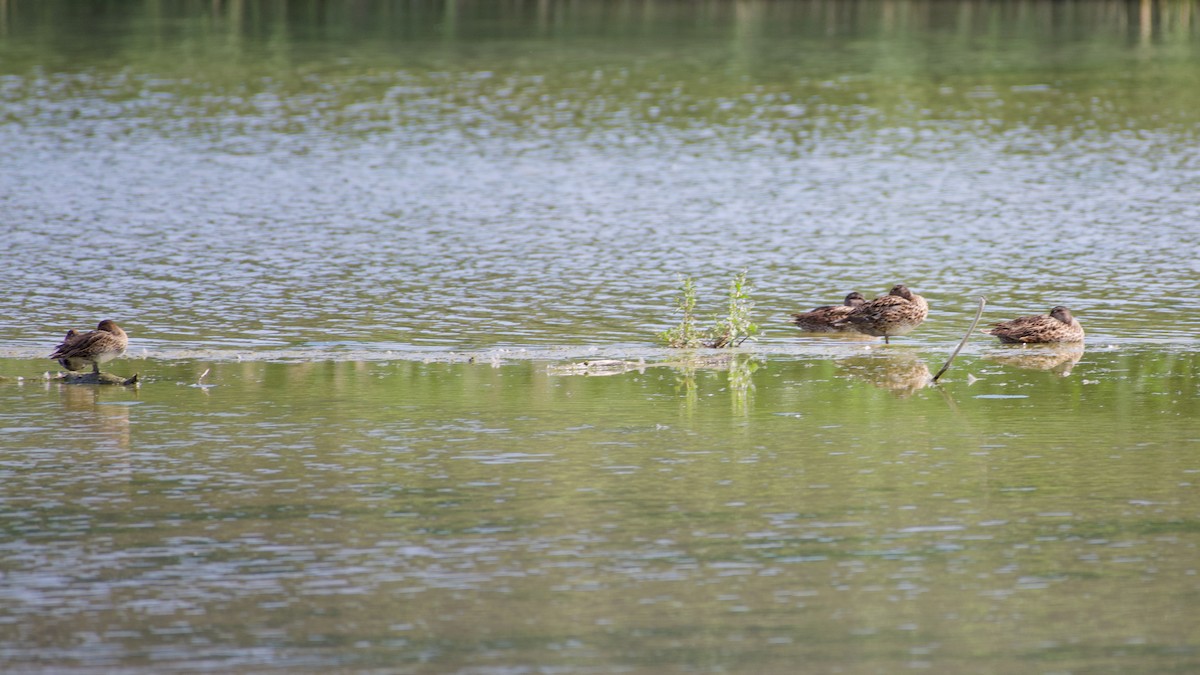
left=932, top=296, right=987, bottom=383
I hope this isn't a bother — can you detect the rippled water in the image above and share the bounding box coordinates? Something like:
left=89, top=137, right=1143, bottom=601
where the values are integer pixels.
left=2, top=2, right=1199, bottom=355
left=2, top=1, right=1200, bottom=672
left=2, top=350, right=1199, bottom=673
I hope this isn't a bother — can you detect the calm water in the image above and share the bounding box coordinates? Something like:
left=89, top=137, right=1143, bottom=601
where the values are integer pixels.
left=2, top=1, right=1200, bottom=672
left=1, top=350, right=1199, bottom=673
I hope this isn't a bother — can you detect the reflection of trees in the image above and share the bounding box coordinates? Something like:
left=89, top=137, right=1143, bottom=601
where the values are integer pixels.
left=985, top=344, right=1084, bottom=377
left=18, top=1, right=1189, bottom=44
left=837, top=350, right=931, bottom=397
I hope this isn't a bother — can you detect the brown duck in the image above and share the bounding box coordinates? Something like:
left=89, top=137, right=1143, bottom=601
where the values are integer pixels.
left=791, top=292, right=867, bottom=333
left=49, top=320, right=129, bottom=373
left=984, top=306, right=1084, bottom=344
left=833, top=284, right=929, bottom=344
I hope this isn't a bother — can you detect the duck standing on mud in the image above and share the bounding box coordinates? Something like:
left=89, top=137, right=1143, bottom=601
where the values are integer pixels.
left=984, top=306, right=1084, bottom=344
left=49, top=320, right=129, bottom=374
left=833, top=284, right=929, bottom=344
left=791, top=292, right=867, bottom=333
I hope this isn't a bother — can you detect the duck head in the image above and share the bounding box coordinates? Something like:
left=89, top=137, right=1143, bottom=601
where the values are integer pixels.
left=1049, top=306, right=1074, bottom=324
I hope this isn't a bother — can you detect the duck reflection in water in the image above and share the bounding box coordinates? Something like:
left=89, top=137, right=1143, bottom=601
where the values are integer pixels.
left=53, top=384, right=133, bottom=480
left=837, top=350, right=931, bottom=397
left=985, top=344, right=1085, bottom=377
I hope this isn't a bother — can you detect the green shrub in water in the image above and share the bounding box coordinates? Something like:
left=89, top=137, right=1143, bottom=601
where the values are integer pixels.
left=659, top=271, right=758, bottom=349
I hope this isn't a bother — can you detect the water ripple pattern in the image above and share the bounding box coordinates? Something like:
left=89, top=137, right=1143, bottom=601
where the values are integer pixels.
left=1, top=4, right=1198, bottom=359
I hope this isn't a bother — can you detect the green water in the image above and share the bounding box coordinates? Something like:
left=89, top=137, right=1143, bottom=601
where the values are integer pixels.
left=2, top=1, right=1200, bottom=672
left=2, top=347, right=1199, bottom=672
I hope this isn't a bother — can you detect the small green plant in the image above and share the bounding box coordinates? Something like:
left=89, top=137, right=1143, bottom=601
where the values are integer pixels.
left=659, top=271, right=759, bottom=349
left=659, top=275, right=704, bottom=348
left=708, top=270, right=759, bottom=348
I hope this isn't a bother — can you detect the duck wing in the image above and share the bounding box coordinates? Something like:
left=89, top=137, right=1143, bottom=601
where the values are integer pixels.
left=844, top=295, right=910, bottom=325
left=986, top=315, right=1054, bottom=342
left=49, top=329, right=121, bottom=359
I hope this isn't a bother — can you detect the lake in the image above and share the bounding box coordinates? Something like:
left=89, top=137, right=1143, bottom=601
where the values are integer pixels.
left=2, top=1, right=1199, bottom=672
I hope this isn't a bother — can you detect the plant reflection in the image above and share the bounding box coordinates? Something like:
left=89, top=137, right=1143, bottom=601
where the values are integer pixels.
left=547, top=352, right=759, bottom=414
left=665, top=353, right=758, bottom=416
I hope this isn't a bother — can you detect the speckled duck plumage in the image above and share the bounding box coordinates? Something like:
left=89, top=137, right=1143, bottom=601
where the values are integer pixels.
left=791, top=292, right=867, bottom=333
left=49, top=320, right=128, bottom=373
left=984, top=306, right=1084, bottom=344
left=834, top=284, right=929, bottom=344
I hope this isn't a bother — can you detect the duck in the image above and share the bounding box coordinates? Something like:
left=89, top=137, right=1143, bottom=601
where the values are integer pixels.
left=791, top=292, right=867, bottom=333
left=49, top=320, right=129, bottom=373
left=984, top=306, right=1084, bottom=344
left=833, top=284, right=929, bottom=344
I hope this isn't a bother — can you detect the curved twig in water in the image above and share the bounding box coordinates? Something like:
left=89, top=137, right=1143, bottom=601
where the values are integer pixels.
left=932, top=296, right=987, bottom=384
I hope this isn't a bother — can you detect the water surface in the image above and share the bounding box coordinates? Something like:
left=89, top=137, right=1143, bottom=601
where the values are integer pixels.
left=2, top=348, right=1199, bottom=673
left=1, top=0, right=1198, bottom=352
